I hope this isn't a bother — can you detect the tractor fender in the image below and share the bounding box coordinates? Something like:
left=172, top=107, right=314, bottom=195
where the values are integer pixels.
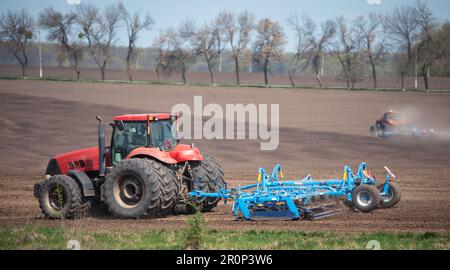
left=67, top=170, right=96, bottom=197
left=125, top=148, right=178, bottom=164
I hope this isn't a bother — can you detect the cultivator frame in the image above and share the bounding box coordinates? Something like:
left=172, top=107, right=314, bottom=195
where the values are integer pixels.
left=189, top=163, right=400, bottom=221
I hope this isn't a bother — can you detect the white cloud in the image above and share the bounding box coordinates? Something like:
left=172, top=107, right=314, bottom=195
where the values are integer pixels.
left=367, top=0, right=382, bottom=4
left=66, top=0, right=81, bottom=5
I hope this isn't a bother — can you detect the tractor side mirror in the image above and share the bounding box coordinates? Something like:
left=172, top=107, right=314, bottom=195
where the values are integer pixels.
left=116, top=120, right=125, bottom=131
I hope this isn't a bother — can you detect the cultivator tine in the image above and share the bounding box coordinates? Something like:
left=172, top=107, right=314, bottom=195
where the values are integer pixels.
left=310, top=209, right=341, bottom=220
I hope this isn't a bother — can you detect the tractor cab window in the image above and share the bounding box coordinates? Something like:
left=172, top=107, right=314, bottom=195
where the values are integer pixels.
left=151, top=120, right=177, bottom=151
left=111, top=120, right=177, bottom=164
left=112, top=121, right=148, bottom=164
left=384, top=113, right=400, bottom=121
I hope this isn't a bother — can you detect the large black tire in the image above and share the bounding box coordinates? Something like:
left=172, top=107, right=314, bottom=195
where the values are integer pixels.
left=352, top=185, right=381, bottom=213
left=103, top=159, right=178, bottom=218
left=377, top=182, right=401, bottom=208
left=38, top=175, right=83, bottom=219
left=190, top=154, right=226, bottom=212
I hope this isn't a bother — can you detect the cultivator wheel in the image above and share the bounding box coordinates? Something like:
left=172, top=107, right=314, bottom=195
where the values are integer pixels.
left=190, top=154, right=226, bottom=212
left=38, top=175, right=85, bottom=219
left=352, top=185, right=381, bottom=213
left=377, top=182, right=401, bottom=208
left=103, top=158, right=178, bottom=218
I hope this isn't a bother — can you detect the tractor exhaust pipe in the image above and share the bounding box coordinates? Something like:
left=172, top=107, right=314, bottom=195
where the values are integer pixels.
left=96, top=116, right=106, bottom=177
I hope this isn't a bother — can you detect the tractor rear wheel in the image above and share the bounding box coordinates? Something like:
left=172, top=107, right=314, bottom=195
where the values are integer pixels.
left=38, top=175, right=84, bottom=219
left=190, top=154, right=226, bottom=212
left=103, top=159, right=178, bottom=218
left=377, top=182, right=401, bottom=208
left=352, top=185, right=381, bottom=213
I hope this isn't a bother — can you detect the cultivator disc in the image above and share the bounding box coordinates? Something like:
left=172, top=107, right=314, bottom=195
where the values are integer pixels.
left=302, top=202, right=343, bottom=220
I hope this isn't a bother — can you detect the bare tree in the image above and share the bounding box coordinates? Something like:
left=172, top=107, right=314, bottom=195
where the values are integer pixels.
left=119, top=4, right=154, bottom=82
left=385, top=3, right=420, bottom=86
left=38, top=7, right=85, bottom=80
left=287, top=14, right=309, bottom=87
left=212, top=11, right=232, bottom=74
left=153, top=25, right=196, bottom=85
left=355, top=13, right=385, bottom=89
left=253, top=18, right=287, bottom=86
left=77, top=3, right=121, bottom=81
left=184, top=22, right=218, bottom=84
left=332, top=16, right=365, bottom=90
left=0, top=9, right=34, bottom=77
left=153, top=28, right=175, bottom=82
left=172, top=22, right=197, bottom=85
left=415, top=0, right=440, bottom=90
left=431, top=22, right=450, bottom=77
left=224, top=11, right=254, bottom=85
left=288, top=15, right=335, bottom=88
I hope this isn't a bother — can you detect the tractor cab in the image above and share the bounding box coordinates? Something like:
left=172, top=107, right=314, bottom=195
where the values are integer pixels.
left=381, top=111, right=403, bottom=126
left=110, top=114, right=178, bottom=165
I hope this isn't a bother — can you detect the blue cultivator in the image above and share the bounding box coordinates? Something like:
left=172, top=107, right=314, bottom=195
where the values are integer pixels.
left=189, top=163, right=401, bottom=221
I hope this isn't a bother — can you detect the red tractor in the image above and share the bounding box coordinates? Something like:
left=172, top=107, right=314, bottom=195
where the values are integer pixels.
left=34, top=114, right=226, bottom=219
left=370, top=110, right=434, bottom=138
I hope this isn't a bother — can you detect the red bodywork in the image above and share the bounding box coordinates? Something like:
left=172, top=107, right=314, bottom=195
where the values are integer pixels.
left=376, top=111, right=406, bottom=127
left=46, top=114, right=203, bottom=176
left=113, top=114, right=172, bottom=121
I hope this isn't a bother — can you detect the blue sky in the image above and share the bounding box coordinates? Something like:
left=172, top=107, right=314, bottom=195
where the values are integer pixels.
left=1, top=0, right=450, bottom=51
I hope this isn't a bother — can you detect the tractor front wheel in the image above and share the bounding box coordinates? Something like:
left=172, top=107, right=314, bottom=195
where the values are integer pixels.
left=38, top=175, right=84, bottom=219
left=103, top=159, right=178, bottom=218
left=377, top=182, right=401, bottom=208
left=352, top=185, right=381, bottom=213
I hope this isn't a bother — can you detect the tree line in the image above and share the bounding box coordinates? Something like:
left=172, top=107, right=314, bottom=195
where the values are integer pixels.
left=0, top=1, right=449, bottom=90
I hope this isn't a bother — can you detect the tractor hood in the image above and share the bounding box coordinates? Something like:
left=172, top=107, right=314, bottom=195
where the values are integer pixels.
left=46, top=147, right=110, bottom=176
left=125, top=144, right=203, bottom=164
left=169, top=144, right=203, bottom=162
left=47, top=144, right=203, bottom=176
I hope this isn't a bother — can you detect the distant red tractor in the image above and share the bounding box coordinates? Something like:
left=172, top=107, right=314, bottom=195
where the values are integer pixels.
left=34, top=114, right=226, bottom=219
left=370, top=110, right=434, bottom=138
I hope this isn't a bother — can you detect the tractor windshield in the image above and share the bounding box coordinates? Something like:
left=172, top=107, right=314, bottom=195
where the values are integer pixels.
left=385, top=113, right=401, bottom=121
left=111, top=120, right=177, bottom=164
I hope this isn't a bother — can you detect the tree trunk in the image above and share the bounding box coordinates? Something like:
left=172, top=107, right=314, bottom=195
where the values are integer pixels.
left=263, top=59, right=269, bottom=86
left=73, top=56, right=81, bottom=80
left=100, top=67, right=105, bottom=81
left=75, top=64, right=80, bottom=80
left=181, top=70, right=187, bottom=85
left=315, top=70, right=322, bottom=89
left=23, top=54, right=28, bottom=77
left=126, top=45, right=133, bottom=82
left=206, top=57, right=216, bottom=85
left=21, top=64, right=26, bottom=77
left=288, top=54, right=299, bottom=87
left=181, top=64, right=188, bottom=85
left=423, top=65, right=430, bottom=90
left=156, top=65, right=161, bottom=82
left=401, top=72, right=406, bottom=90
left=127, top=61, right=133, bottom=82
left=369, top=55, right=377, bottom=89
left=234, top=56, right=241, bottom=85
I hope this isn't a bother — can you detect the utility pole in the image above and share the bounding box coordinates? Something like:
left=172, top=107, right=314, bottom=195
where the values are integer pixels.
left=38, top=30, right=43, bottom=78
left=135, top=49, right=139, bottom=70
left=414, top=48, right=418, bottom=89
left=321, top=56, right=324, bottom=76
left=248, top=53, right=252, bottom=73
